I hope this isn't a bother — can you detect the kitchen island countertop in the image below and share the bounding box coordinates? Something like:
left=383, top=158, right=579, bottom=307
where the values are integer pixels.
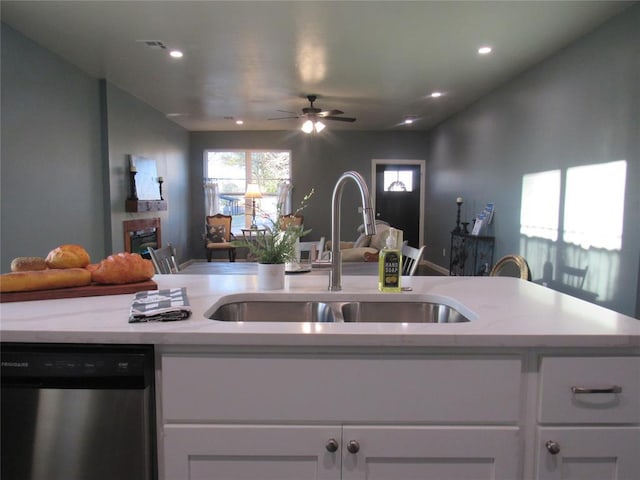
left=1, top=274, right=638, bottom=349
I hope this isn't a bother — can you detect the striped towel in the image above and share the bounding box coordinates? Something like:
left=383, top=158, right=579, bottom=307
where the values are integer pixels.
left=129, top=287, right=192, bottom=323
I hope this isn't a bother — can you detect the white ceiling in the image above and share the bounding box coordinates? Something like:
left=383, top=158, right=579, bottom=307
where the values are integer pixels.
left=1, top=1, right=632, bottom=131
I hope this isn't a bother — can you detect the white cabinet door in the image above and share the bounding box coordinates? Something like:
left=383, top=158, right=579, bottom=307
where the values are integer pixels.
left=536, top=427, right=640, bottom=480
left=341, top=426, right=521, bottom=480
left=163, top=424, right=341, bottom=480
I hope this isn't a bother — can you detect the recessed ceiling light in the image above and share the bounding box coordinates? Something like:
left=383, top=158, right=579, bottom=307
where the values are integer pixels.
left=169, top=50, right=183, bottom=58
left=430, top=91, right=443, bottom=98
left=404, top=116, right=417, bottom=125
left=478, top=46, right=492, bottom=55
left=235, top=120, right=244, bottom=125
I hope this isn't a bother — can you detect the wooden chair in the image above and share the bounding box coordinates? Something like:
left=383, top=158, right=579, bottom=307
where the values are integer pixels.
left=149, top=243, right=179, bottom=274
left=205, top=214, right=237, bottom=262
left=402, top=244, right=425, bottom=276
left=559, top=264, right=588, bottom=289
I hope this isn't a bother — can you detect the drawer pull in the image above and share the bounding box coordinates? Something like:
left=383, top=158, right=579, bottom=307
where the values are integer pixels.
left=325, top=438, right=339, bottom=453
left=545, top=440, right=560, bottom=455
left=571, top=385, right=622, bottom=394
left=346, top=440, right=360, bottom=454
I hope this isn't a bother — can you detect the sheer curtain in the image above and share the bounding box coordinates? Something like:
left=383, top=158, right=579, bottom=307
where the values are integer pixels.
left=276, top=180, right=293, bottom=215
left=204, top=179, right=220, bottom=216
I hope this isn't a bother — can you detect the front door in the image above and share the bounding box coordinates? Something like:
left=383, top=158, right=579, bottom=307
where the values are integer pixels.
left=374, top=161, right=424, bottom=247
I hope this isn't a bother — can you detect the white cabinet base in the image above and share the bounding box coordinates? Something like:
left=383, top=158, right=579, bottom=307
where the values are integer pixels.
left=536, top=427, right=640, bottom=480
left=163, top=425, right=341, bottom=480
left=342, top=426, right=521, bottom=480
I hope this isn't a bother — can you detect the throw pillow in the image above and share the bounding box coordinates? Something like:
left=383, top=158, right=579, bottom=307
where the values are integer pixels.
left=206, top=225, right=226, bottom=243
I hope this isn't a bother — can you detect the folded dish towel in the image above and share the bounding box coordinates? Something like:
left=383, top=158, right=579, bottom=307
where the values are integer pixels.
left=129, top=287, right=192, bottom=323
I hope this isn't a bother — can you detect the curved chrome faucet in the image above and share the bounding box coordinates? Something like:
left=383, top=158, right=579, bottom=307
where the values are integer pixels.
left=330, top=171, right=377, bottom=291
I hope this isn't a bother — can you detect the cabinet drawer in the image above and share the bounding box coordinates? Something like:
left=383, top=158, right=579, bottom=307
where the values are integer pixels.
left=539, top=357, right=640, bottom=424
left=162, top=354, right=521, bottom=424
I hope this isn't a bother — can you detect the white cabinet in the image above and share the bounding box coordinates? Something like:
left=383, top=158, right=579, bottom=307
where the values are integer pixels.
left=341, top=426, right=520, bottom=480
left=160, top=353, right=523, bottom=480
left=163, top=425, right=341, bottom=480
left=536, top=357, right=640, bottom=480
left=163, top=424, right=520, bottom=480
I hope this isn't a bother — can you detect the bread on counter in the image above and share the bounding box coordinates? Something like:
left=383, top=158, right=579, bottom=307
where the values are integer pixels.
left=45, top=244, right=90, bottom=269
left=0, top=268, right=92, bottom=293
left=89, top=252, right=155, bottom=284
left=10, top=257, right=48, bottom=272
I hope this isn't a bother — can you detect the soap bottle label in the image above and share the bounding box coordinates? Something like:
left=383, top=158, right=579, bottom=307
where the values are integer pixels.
left=379, top=250, right=401, bottom=292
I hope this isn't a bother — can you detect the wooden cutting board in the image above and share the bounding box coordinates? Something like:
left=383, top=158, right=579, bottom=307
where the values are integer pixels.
left=0, top=280, right=157, bottom=303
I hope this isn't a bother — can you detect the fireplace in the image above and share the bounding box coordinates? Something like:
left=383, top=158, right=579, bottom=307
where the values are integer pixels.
left=123, top=218, right=161, bottom=258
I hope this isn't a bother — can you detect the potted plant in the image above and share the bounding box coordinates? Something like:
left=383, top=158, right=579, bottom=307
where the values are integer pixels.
left=236, top=189, right=314, bottom=289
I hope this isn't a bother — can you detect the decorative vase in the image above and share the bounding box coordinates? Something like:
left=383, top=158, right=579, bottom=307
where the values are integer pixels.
left=257, top=263, right=286, bottom=290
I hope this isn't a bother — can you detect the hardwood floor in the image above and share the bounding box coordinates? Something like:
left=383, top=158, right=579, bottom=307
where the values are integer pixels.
left=179, top=260, right=444, bottom=276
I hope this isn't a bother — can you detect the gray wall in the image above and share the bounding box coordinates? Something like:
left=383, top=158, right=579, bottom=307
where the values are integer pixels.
left=189, top=131, right=426, bottom=259
left=1, top=24, right=105, bottom=268
left=423, top=7, right=640, bottom=316
left=104, top=82, right=190, bottom=260
left=1, top=24, right=191, bottom=269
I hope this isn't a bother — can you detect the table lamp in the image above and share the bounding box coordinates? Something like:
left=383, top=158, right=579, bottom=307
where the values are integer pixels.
left=245, top=183, right=262, bottom=229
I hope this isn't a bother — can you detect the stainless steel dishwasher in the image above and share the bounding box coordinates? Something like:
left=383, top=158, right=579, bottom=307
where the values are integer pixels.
left=1, top=343, right=157, bottom=480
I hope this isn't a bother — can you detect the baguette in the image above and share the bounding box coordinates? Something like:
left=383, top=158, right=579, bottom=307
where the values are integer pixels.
left=11, top=256, right=48, bottom=272
left=0, top=268, right=92, bottom=293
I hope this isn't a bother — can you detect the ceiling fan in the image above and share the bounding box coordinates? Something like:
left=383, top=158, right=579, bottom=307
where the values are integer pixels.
left=269, top=95, right=356, bottom=132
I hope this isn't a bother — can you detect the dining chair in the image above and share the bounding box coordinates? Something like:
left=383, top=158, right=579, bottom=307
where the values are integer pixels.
left=559, top=264, right=588, bottom=289
left=205, top=214, right=237, bottom=262
left=401, top=244, right=425, bottom=276
left=149, top=243, right=180, bottom=274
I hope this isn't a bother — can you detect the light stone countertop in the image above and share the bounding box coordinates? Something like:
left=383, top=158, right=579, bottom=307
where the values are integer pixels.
left=1, top=274, right=639, bottom=349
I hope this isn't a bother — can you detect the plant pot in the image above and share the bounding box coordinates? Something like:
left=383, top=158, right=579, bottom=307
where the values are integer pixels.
left=257, top=263, right=286, bottom=290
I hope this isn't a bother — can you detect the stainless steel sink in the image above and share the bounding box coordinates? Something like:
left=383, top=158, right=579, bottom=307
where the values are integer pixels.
left=339, top=301, right=470, bottom=323
left=210, top=301, right=338, bottom=322
left=210, top=300, right=470, bottom=323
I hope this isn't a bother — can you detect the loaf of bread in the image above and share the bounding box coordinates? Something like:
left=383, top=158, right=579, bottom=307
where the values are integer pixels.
left=10, top=256, right=48, bottom=272
left=90, top=252, right=155, bottom=285
left=0, top=268, right=92, bottom=293
left=45, top=244, right=90, bottom=269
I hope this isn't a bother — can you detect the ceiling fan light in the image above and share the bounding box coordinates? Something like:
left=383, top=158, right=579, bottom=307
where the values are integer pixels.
left=301, top=120, right=314, bottom=133
left=314, top=121, right=326, bottom=132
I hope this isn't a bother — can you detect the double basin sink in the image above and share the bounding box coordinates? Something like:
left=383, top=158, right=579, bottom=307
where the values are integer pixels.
left=210, top=298, right=471, bottom=323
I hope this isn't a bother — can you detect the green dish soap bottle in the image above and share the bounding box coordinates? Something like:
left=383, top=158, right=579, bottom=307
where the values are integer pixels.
left=378, top=228, right=402, bottom=292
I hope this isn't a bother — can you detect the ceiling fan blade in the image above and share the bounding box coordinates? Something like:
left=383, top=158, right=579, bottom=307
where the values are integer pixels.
left=268, top=116, right=299, bottom=120
left=276, top=109, right=298, bottom=115
left=324, top=116, right=356, bottom=122
left=318, top=109, right=344, bottom=117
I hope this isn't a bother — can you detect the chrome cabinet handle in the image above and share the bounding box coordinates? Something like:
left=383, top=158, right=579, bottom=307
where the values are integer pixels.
left=545, top=440, right=560, bottom=455
left=571, top=385, right=622, bottom=394
left=325, top=438, right=339, bottom=453
left=346, top=440, right=360, bottom=454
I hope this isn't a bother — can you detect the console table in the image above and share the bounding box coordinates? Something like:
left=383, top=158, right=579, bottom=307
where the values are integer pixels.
left=449, top=233, right=495, bottom=276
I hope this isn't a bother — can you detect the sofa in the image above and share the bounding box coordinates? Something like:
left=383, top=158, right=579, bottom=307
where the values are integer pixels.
left=324, top=220, right=397, bottom=262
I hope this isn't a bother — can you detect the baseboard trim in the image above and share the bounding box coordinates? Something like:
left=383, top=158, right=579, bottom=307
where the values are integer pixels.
left=423, top=260, right=450, bottom=276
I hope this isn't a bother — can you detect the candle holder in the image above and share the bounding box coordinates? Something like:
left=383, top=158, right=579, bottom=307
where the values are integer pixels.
left=158, top=178, right=164, bottom=200
left=128, top=170, right=138, bottom=200
left=452, top=197, right=463, bottom=233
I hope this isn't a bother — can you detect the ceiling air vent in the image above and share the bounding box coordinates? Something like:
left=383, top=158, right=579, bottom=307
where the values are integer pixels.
left=137, top=40, right=167, bottom=50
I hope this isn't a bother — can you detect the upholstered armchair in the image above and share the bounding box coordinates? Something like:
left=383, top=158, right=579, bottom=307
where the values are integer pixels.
left=204, top=214, right=237, bottom=262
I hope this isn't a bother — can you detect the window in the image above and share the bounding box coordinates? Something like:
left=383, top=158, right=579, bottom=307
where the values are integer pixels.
left=204, top=150, right=291, bottom=231
left=383, top=170, right=414, bottom=192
